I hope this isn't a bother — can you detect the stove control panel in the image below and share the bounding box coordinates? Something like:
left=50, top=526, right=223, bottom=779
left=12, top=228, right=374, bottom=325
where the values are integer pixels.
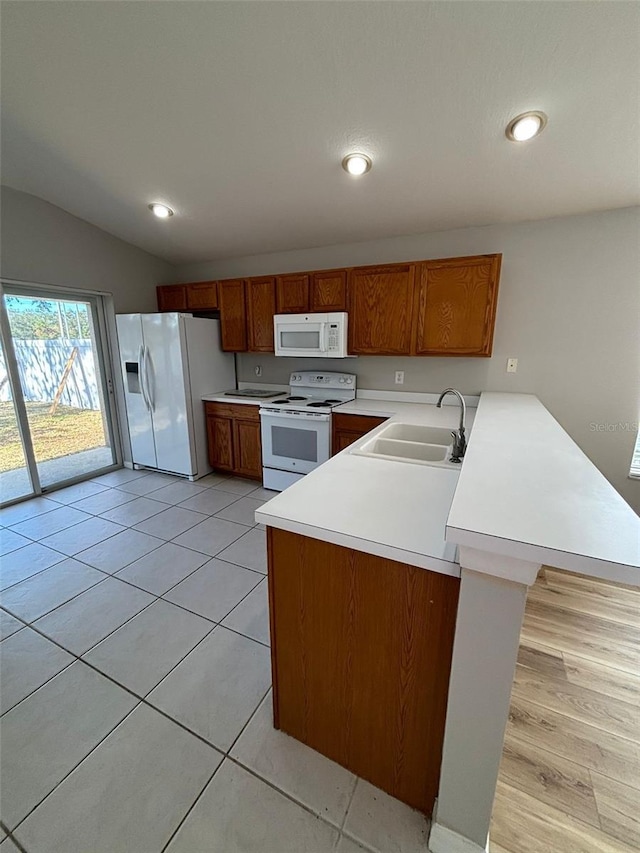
left=290, top=372, right=356, bottom=390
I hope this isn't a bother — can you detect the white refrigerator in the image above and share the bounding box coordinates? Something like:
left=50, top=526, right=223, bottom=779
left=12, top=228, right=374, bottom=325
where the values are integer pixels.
left=116, top=313, right=235, bottom=479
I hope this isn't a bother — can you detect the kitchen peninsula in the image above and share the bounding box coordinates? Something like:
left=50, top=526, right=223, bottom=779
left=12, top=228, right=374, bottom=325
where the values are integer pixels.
left=256, top=391, right=640, bottom=853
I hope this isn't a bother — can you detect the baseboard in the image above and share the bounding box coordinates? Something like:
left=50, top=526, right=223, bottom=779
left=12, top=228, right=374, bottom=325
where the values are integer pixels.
left=428, top=822, right=489, bottom=853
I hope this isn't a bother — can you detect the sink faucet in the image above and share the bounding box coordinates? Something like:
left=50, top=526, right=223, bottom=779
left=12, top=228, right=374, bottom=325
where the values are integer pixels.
left=436, top=388, right=466, bottom=463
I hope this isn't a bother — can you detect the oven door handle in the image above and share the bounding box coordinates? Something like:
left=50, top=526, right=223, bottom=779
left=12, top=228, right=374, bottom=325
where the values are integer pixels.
left=260, top=409, right=331, bottom=422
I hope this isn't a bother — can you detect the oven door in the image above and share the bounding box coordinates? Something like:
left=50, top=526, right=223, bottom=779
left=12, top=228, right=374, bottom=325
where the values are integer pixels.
left=260, top=409, right=331, bottom=475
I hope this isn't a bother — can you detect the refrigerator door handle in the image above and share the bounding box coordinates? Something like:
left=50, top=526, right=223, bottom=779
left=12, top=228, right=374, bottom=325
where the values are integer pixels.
left=144, top=346, right=155, bottom=412
left=138, top=345, right=150, bottom=411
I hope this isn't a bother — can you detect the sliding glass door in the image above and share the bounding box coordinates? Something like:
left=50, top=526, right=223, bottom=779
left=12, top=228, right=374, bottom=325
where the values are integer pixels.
left=0, top=282, right=120, bottom=504
left=0, top=334, right=36, bottom=503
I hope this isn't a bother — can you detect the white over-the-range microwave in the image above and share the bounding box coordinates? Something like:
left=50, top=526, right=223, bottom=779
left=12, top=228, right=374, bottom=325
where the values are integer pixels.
left=273, top=312, right=349, bottom=358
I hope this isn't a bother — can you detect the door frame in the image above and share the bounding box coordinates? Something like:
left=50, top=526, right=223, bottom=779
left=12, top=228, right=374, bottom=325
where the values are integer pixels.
left=0, top=278, right=123, bottom=506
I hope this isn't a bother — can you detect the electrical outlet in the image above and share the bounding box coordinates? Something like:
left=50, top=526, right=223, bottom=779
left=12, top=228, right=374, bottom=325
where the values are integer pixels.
left=507, top=358, right=518, bottom=373
left=395, top=371, right=405, bottom=385
left=255, top=365, right=262, bottom=377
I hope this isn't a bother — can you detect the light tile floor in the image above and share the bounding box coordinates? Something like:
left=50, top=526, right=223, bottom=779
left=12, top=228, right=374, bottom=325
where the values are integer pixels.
left=0, top=469, right=428, bottom=853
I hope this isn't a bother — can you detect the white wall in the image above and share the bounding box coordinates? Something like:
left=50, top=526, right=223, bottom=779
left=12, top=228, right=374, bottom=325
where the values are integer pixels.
left=0, top=186, right=175, bottom=311
left=175, top=207, right=640, bottom=512
left=1, top=186, right=177, bottom=466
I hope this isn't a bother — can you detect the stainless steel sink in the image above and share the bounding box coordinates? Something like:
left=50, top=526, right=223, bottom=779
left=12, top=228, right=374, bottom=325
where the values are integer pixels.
left=350, top=422, right=462, bottom=469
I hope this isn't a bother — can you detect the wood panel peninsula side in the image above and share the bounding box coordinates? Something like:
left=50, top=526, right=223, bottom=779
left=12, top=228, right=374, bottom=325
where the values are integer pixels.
left=267, top=528, right=459, bottom=814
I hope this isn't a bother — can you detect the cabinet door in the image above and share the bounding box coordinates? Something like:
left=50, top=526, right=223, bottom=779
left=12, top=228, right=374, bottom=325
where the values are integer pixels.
left=157, top=285, right=187, bottom=312
left=186, top=281, right=218, bottom=311
left=331, top=413, right=388, bottom=455
left=310, top=270, right=347, bottom=312
left=218, top=279, right=248, bottom=352
left=347, top=264, right=417, bottom=354
left=246, top=277, right=276, bottom=352
left=412, top=255, right=501, bottom=356
left=233, top=419, right=263, bottom=479
left=276, top=274, right=310, bottom=313
left=206, top=415, right=234, bottom=471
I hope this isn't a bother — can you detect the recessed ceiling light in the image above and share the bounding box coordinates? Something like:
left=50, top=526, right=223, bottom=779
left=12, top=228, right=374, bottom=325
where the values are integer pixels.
left=148, top=203, right=174, bottom=218
left=342, top=153, right=372, bottom=176
left=505, top=111, right=548, bottom=142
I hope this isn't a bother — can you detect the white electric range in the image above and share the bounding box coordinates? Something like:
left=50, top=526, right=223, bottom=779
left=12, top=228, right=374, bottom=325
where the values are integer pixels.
left=259, top=371, right=356, bottom=491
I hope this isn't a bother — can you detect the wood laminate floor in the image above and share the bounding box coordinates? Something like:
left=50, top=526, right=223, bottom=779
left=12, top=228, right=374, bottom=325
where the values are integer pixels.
left=490, top=567, right=640, bottom=853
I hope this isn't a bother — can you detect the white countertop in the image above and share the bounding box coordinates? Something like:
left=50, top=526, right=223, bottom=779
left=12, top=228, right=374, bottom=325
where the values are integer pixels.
left=447, top=392, right=640, bottom=585
left=256, top=391, right=640, bottom=586
left=256, top=400, right=477, bottom=575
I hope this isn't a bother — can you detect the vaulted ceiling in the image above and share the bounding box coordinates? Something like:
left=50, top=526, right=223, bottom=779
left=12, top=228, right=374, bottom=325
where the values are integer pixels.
left=2, top=1, right=638, bottom=264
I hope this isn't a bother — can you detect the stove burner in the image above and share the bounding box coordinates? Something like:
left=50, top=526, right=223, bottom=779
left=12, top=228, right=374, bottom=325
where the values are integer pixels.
left=306, top=401, right=329, bottom=408
left=271, top=400, right=290, bottom=405
left=287, top=396, right=307, bottom=401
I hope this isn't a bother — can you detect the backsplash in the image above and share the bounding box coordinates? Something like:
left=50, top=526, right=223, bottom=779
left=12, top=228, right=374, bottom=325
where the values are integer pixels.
left=236, top=353, right=494, bottom=395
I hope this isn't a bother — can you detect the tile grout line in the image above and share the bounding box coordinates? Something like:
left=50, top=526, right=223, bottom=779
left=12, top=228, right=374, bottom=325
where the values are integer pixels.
left=339, top=775, right=360, bottom=833
left=158, top=762, right=226, bottom=853
left=2, top=514, right=264, bottom=657
left=3, top=479, right=265, bottom=592
left=6, top=613, right=291, bottom=840
left=8, top=699, right=145, bottom=836
left=3, top=473, right=285, bottom=841
left=158, top=682, right=275, bottom=853
left=1, top=590, right=162, bottom=717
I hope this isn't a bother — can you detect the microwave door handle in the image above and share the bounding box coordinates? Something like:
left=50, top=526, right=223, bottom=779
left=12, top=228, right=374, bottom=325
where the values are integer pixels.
left=319, top=322, right=328, bottom=352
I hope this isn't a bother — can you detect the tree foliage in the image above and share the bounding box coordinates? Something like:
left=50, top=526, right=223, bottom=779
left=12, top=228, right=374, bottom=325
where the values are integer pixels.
left=5, top=297, right=90, bottom=340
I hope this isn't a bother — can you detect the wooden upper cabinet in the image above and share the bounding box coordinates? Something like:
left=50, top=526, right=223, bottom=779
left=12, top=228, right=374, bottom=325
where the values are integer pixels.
left=218, top=279, right=247, bottom=352
left=310, top=270, right=347, bottom=312
left=276, top=274, right=310, bottom=314
left=185, top=281, right=218, bottom=311
left=246, top=277, right=276, bottom=352
left=157, top=284, right=187, bottom=312
left=412, top=255, right=501, bottom=357
left=347, top=264, right=417, bottom=355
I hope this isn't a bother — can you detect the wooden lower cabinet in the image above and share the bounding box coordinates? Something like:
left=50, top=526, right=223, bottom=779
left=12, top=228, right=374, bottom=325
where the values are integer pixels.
left=268, top=528, right=460, bottom=814
left=331, top=412, right=388, bottom=455
left=233, top=419, right=262, bottom=479
left=206, top=414, right=234, bottom=472
left=205, top=401, right=262, bottom=480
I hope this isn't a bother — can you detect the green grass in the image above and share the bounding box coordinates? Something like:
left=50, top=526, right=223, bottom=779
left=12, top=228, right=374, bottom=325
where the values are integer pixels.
left=0, top=401, right=106, bottom=472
